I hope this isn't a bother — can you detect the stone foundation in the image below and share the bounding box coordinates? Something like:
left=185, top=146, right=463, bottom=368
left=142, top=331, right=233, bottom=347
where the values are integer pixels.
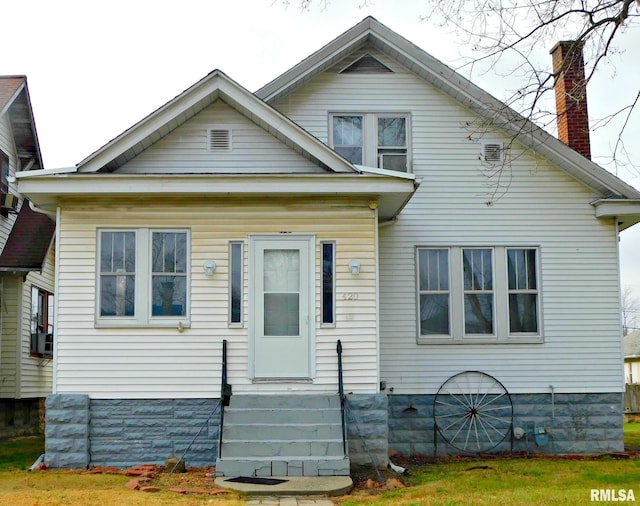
left=44, top=392, right=622, bottom=469
left=388, top=392, right=623, bottom=456
left=346, top=393, right=388, bottom=466
left=0, top=398, right=44, bottom=438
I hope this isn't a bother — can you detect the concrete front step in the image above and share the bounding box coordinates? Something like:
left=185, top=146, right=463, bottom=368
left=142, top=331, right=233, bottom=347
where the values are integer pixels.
left=215, top=456, right=351, bottom=477
left=223, top=422, right=342, bottom=440
left=221, top=439, right=344, bottom=458
left=216, top=394, right=349, bottom=477
left=224, top=407, right=341, bottom=424
left=229, top=394, right=341, bottom=409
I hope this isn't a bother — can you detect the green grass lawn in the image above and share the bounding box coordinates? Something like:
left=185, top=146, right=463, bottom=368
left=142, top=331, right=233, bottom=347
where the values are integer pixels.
left=0, top=436, right=44, bottom=471
left=0, top=425, right=638, bottom=505
left=624, top=419, right=640, bottom=449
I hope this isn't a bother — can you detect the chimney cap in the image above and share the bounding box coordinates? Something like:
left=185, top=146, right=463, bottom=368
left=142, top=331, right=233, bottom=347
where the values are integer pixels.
left=549, top=40, right=584, bottom=55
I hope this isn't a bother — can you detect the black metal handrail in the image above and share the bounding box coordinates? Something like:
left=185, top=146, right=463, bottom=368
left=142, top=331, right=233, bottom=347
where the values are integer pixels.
left=218, top=339, right=232, bottom=459
left=337, top=339, right=347, bottom=455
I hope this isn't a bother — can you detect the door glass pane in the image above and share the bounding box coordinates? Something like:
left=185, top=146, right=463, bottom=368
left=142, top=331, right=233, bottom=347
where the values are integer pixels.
left=264, top=249, right=300, bottom=336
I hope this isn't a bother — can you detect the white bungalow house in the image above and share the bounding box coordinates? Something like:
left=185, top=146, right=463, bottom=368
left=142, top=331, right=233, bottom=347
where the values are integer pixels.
left=0, top=76, right=56, bottom=438
left=17, top=18, right=640, bottom=473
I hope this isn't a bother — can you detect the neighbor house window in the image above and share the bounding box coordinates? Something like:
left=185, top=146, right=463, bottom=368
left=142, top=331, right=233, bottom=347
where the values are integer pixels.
left=321, top=242, right=336, bottom=325
left=229, top=241, right=243, bottom=325
left=463, top=248, right=494, bottom=335
left=418, top=248, right=450, bottom=335
left=97, top=229, right=190, bottom=326
left=0, top=150, right=8, bottom=195
left=30, top=286, right=54, bottom=358
left=417, top=246, right=542, bottom=343
left=331, top=113, right=409, bottom=171
left=507, top=248, right=539, bottom=333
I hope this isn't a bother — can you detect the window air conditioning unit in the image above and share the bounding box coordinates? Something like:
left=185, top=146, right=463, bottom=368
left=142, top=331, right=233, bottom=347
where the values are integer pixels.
left=0, top=192, right=18, bottom=214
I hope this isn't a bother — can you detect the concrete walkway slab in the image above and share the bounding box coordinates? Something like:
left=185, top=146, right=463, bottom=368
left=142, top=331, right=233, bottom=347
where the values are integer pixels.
left=245, top=498, right=335, bottom=506
left=214, top=475, right=352, bottom=497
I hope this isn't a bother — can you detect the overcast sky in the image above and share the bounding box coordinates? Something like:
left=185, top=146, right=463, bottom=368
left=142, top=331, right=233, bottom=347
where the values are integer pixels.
left=3, top=0, right=640, bottom=295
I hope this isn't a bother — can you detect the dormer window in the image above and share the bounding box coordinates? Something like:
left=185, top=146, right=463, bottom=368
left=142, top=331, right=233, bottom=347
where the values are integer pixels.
left=330, top=113, right=410, bottom=172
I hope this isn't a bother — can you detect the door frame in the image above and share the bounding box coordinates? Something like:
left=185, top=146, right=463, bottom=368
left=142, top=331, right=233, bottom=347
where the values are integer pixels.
left=248, top=234, right=316, bottom=380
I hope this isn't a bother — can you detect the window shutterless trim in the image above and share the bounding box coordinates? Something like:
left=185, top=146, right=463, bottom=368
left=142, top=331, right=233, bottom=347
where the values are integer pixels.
left=321, top=241, right=336, bottom=327
left=416, top=247, right=452, bottom=339
left=506, top=247, right=541, bottom=338
left=229, top=241, right=244, bottom=327
left=95, top=228, right=191, bottom=328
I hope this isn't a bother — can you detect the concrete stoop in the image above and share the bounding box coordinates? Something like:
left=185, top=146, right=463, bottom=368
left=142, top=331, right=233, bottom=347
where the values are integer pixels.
left=214, top=475, right=353, bottom=497
left=216, top=394, right=350, bottom=477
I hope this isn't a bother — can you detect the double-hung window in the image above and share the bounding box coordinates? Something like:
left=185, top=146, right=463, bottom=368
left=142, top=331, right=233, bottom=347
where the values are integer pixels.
left=331, top=113, right=409, bottom=172
left=97, top=229, right=189, bottom=326
left=416, top=246, right=541, bottom=343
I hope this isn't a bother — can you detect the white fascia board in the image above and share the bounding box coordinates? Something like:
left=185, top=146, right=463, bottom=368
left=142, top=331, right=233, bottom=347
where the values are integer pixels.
left=18, top=173, right=414, bottom=198
left=14, top=166, right=78, bottom=178
left=593, top=198, right=640, bottom=231
left=354, top=164, right=416, bottom=180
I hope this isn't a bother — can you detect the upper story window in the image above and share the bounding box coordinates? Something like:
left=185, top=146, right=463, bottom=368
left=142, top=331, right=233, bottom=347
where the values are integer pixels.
left=97, top=228, right=190, bottom=327
left=0, top=150, right=9, bottom=195
left=330, top=113, right=409, bottom=172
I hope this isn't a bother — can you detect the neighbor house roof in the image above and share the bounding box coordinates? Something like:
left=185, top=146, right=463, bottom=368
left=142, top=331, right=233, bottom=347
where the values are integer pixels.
left=256, top=17, right=640, bottom=229
left=0, top=200, right=55, bottom=272
left=0, top=76, right=43, bottom=171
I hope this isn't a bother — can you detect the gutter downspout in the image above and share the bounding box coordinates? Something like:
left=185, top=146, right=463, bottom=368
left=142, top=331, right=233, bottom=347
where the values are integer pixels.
left=29, top=200, right=56, bottom=219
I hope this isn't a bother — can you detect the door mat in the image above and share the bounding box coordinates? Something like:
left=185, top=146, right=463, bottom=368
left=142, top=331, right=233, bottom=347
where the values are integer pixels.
left=226, top=476, right=289, bottom=485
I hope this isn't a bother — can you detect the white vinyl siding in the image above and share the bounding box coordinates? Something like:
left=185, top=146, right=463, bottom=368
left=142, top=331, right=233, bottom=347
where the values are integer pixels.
left=0, top=276, right=20, bottom=397
left=0, top=114, right=19, bottom=245
left=54, top=197, right=378, bottom=398
left=118, top=101, right=324, bottom=174
left=275, top=45, right=624, bottom=395
left=20, top=245, right=55, bottom=398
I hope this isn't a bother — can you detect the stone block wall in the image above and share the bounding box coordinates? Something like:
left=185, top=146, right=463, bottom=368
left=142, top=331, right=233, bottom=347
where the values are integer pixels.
left=90, top=398, right=220, bottom=468
left=345, top=393, right=388, bottom=466
left=45, top=394, right=90, bottom=468
left=388, top=392, right=624, bottom=456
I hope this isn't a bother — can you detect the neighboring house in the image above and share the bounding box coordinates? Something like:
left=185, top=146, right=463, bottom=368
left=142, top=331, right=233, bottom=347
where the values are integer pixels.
left=0, top=76, right=56, bottom=438
left=17, top=18, right=640, bottom=473
left=624, top=330, right=640, bottom=385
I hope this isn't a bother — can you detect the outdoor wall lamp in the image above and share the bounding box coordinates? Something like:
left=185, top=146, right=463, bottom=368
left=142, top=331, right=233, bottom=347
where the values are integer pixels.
left=348, top=260, right=361, bottom=276
left=203, top=261, right=217, bottom=276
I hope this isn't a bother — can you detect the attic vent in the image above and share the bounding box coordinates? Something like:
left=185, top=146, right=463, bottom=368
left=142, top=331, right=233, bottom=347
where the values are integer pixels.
left=208, top=129, right=231, bottom=151
left=482, top=142, right=504, bottom=163
left=341, top=55, right=393, bottom=74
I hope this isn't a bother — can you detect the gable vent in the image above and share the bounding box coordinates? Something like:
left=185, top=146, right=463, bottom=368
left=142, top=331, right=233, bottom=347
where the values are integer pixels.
left=208, top=129, right=231, bottom=151
left=341, top=55, right=393, bottom=74
left=482, top=142, right=504, bottom=163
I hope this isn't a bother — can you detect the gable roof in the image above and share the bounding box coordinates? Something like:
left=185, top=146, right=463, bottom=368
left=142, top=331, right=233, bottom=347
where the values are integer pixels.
left=0, top=200, right=55, bottom=272
left=256, top=17, right=640, bottom=213
left=77, top=70, right=357, bottom=174
left=0, top=76, right=43, bottom=171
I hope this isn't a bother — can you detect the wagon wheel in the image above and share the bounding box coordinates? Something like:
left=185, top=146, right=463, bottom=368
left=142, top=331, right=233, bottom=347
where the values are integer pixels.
left=433, top=371, right=513, bottom=453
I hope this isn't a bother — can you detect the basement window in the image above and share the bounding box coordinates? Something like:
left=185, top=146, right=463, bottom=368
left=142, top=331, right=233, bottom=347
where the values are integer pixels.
left=208, top=129, right=232, bottom=151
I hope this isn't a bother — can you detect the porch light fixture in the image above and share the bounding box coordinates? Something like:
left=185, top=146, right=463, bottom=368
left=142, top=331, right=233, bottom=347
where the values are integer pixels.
left=203, top=261, right=217, bottom=276
left=348, top=260, right=361, bottom=276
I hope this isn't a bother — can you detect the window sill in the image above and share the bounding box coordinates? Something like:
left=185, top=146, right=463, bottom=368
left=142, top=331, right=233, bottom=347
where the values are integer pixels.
left=417, top=335, right=544, bottom=345
left=95, top=320, right=191, bottom=330
left=30, top=353, right=53, bottom=359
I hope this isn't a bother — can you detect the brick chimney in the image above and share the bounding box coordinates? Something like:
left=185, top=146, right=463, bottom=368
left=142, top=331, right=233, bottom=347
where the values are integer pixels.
left=550, top=41, right=591, bottom=159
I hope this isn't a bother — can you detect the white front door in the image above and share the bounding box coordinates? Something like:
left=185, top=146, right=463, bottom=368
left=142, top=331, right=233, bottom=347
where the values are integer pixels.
left=250, top=235, right=315, bottom=379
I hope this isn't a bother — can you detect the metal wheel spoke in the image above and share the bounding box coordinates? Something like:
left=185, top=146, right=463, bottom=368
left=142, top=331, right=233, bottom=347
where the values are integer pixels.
left=434, top=371, right=512, bottom=454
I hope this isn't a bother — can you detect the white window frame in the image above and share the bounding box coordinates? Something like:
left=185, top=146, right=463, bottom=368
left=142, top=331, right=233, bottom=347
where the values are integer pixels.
left=506, top=247, right=541, bottom=338
left=417, top=245, right=543, bottom=344
left=96, top=228, right=191, bottom=328
left=462, top=248, right=496, bottom=339
left=228, top=241, right=244, bottom=327
left=329, top=112, right=411, bottom=172
left=416, top=247, right=451, bottom=339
